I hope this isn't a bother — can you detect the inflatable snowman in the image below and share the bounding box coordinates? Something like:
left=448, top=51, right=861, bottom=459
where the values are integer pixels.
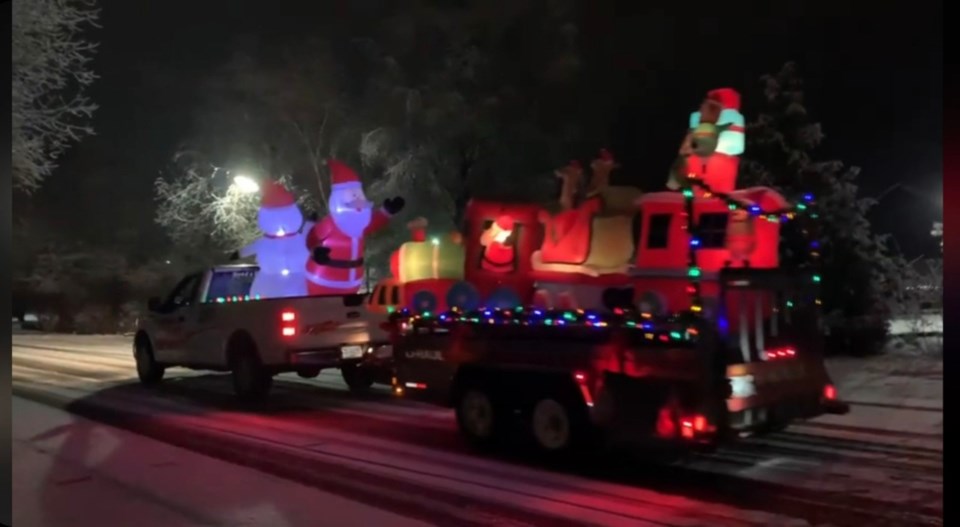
left=236, top=181, right=314, bottom=298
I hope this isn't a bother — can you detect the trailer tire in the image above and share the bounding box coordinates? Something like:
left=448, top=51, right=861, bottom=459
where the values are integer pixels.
left=341, top=363, right=374, bottom=394
left=230, top=343, right=272, bottom=402
left=297, top=368, right=321, bottom=379
left=134, top=337, right=165, bottom=386
left=529, top=394, right=588, bottom=454
left=456, top=386, right=500, bottom=448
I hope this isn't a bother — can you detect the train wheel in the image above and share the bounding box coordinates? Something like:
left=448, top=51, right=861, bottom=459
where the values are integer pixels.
left=410, top=290, right=438, bottom=314
left=446, top=281, right=480, bottom=312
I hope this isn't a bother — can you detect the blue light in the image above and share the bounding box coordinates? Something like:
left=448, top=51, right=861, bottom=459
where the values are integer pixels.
left=749, top=205, right=761, bottom=215
left=803, top=193, right=814, bottom=202
left=690, top=238, right=701, bottom=247
left=533, top=310, right=543, bottom=316
left=810, top=240, right=820, bottom=249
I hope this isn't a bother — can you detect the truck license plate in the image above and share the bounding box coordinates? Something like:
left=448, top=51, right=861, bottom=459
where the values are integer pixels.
left=341, top=345, right=364, bottom=359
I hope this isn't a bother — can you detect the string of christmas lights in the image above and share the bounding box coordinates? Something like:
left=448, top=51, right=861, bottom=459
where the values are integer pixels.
left=677, top=175, right=823, bottom=315
left=389, top=306, right=704, bottom=343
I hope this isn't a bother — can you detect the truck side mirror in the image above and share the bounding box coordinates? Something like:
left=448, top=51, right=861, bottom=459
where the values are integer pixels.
left=147, top=297, right=162, bottom=312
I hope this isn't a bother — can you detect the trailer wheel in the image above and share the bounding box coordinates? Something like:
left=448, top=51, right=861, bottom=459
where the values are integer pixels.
left=134, top=338, right=165, bottom=385
left=456, top=387, right=498, bottom=447
left=231, top=347, right=272, bottom=402
left=529, top=395, right=587, bottom=454
left=341, top=363, right=374, bottom=394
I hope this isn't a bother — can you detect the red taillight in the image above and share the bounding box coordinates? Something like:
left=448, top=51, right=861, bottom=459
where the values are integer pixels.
left=280, top=309, right=297, bottom=337
left=763, top=347, right=797, bottom=360
left=823, top=384, right=837, bottom=401
left=680, top=414, right=709, bottom=439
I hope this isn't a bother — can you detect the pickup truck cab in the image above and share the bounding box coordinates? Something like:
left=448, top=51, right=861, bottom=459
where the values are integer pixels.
left=133, top=264, right=392, bottom=400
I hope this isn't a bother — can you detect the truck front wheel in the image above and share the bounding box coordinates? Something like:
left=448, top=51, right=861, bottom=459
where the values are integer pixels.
left=231, top=350, right=272, bottom=401
left=134, top=339, right=165, bottom=385
left=456, top=387, right=499, bottom=447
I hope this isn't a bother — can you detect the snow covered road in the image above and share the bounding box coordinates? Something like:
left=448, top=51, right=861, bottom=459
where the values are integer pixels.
left=12, top=333, right=942, bottom=527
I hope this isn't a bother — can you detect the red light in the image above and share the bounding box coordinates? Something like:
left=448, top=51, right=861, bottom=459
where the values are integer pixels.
left=823, top=384, right=837, bottom=401
left=281, top=310, right=296, bottom=322
left=613, top=307, right=624, bottom=315
left=574, top=372, right=586, bottom=383
left=693, top=415, right=706, bottom=432
left=785, top=348, right=796, bottom=357
left=282, top=326, right=296, bottom=337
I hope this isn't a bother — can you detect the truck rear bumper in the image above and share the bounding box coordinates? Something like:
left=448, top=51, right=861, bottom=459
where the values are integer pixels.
left=287, top=343, right=393, bottom=370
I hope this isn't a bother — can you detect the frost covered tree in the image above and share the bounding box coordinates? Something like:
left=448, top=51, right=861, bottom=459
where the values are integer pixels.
left=741, top=62, right=908, bottom=354
left=12, top=0, right=99, bottom=193
left=154, top=148, right=314, bottom=264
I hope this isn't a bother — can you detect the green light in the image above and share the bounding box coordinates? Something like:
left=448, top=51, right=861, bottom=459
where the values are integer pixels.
left=796, top=203, right=807, bottom=211
left=563, top=312, right=575, bottom=321
left=687, top=267, right=701, bottom=278
left=387, top=306, right=395, bottom=313
left=810, top=213, right=819, bottom=219
left=812, top=274, right=821, bottom=283
left=670, top=331, right=682, bottom=340
left=254, top=294, right=261, bottom=300
left=545, top=319, right=553, bottom=325
left=728, top=203, right=737, bottom=210
left=423, top=311, right=431, bottom=317
left=786, top=300, right=794, bottom=308
left=626, top=321, right=637, bottom=327
left=682, top=189, right=694, bottom=198
left=216, top=297, right=225, bottom=303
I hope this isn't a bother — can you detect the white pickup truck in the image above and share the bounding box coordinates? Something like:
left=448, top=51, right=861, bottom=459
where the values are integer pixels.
left=133, top=264, right=393, bottom=401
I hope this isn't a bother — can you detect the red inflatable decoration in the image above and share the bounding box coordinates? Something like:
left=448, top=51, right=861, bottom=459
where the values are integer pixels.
left=366, top=89, right=813, bottom=322
left=305, top=159, right=403, bottom=295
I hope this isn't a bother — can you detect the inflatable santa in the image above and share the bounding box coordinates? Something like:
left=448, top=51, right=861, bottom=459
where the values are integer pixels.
left=305, top=159, right=405, bottom=295
left=236, top=180, right=314, bottom=298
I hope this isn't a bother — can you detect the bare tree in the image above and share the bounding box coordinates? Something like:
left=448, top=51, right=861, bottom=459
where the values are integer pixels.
left=12, top=0, right=100, bottom=193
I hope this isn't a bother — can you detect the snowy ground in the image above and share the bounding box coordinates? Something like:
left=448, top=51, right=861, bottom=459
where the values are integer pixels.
left=888, top=312, right=943, bottom=337
left=11, top=333, right=942, bottom=526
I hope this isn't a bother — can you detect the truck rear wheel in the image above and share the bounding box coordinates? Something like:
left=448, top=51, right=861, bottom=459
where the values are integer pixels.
left=297, top=368, right=321, bottom=379
left=456, top=387, right=499, bottom=447
left=529, top=395, right=587, bottom=454
left=231, top=349, right=272, bottom=401
left=134, top=339, right=165, bottom=385
left=341, top=363, right=374, bottom=394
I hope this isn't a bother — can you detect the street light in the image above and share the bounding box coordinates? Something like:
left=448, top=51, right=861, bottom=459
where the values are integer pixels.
left=232, top=174, right=260, bottom=194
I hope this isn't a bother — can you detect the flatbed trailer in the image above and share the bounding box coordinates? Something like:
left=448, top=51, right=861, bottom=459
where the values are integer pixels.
left=392, top=268, right=849, bottom=454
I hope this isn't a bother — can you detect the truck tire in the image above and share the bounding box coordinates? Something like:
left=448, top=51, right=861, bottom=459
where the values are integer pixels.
left=134, top=338, right=165, bottom=385
left=528, top=394, right=588, bottom=454
left=297, top=368, right=321, bottom=379
left=455, top=386, right=500, bottom=447
left=231, top=349, right=273, bottom=401
left=341, top=363, right=374, bottom=394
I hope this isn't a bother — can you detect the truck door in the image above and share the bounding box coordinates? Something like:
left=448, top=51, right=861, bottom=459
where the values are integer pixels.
left=151, top=273, right=203, bottom=364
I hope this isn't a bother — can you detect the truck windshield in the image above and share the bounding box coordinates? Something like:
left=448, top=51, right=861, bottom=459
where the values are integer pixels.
left=205, top=268, right=257, bottom=302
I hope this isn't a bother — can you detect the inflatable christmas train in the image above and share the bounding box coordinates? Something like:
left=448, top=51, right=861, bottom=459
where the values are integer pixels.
left=368, top=88, right=807, bottom=321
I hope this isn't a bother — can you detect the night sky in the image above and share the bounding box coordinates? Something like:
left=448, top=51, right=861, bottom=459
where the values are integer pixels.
left=30, top=0, right=942, bottom=257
